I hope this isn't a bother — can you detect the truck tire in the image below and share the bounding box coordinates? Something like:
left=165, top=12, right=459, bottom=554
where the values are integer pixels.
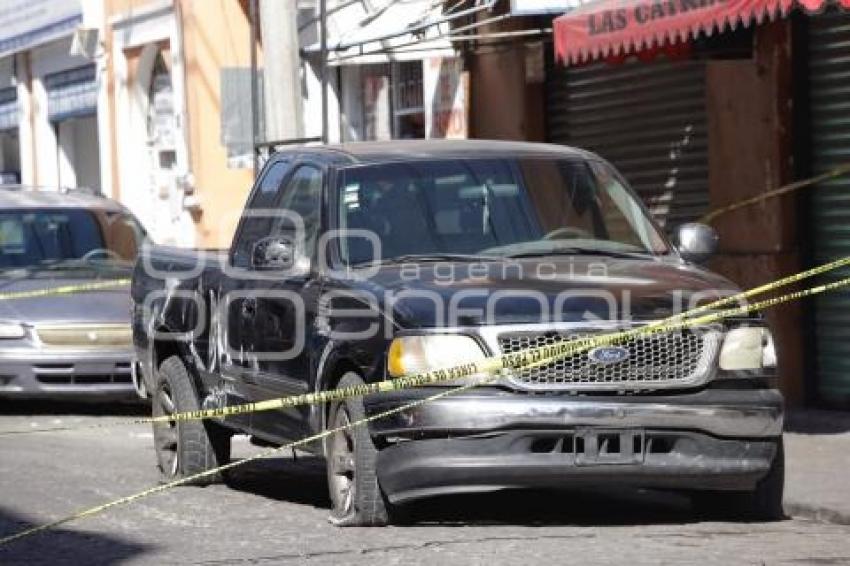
left=152, top=355, right=231, bottom=486
left=692, top=438, right=785, bottom=521
left=325, top=372, right=392, bottom=526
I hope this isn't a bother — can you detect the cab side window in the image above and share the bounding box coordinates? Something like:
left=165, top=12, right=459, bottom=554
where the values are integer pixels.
left=275, top=165, right=323, bottom=258
left=232, top=160, right=291, bottom=267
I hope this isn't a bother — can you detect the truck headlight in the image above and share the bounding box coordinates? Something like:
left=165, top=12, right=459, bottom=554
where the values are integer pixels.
left=387, top=334, right=487, bottom=381
left=0, top=322, right=26, bottom=339
left=719, top=327, right=775, bottom=370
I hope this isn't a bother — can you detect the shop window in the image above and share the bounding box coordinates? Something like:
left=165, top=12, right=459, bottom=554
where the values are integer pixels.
left=357, top=61, right=425, bottom=141
left=0, top=86, right=19, bottom=167
left=0, top=116, right=20, bottom=185
left=392, top=61, right=425, bottom=139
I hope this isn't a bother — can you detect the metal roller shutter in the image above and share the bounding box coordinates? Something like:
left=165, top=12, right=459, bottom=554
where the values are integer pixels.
left=808, top=10, right=850, bottom=405
left=45, top=64, right=97, bottom=122
left=546, top=57, right=709, bottom=230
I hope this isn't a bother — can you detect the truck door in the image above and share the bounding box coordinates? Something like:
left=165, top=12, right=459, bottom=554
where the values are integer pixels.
left=219, top=158, right=291, bottom=432
left=227, top=163, right=325, bottom=443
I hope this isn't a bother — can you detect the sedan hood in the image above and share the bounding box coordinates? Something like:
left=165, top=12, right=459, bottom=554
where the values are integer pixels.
left=346, top=256, right=739, bottom=328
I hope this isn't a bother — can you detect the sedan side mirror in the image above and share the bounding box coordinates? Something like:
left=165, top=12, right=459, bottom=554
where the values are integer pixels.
left=252, top=235, right=297, bottom=270
left=675, top=223, right=718, bottom=264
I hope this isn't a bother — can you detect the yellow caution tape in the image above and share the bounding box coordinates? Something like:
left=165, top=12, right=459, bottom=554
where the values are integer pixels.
left=4, top=253, right=850, bottom=437
left=2, top=271, right=850, bottom=546
left=700, top=163, right=850, bottom=224
left=2, top=272, right=850, bottom=547
left=0, top=278, right=131, bottom=302
left=0, top=376, right=496, bottom=547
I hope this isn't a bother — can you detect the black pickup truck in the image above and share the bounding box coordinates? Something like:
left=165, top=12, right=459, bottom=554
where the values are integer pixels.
left=131, top=140, right=784, bottom=526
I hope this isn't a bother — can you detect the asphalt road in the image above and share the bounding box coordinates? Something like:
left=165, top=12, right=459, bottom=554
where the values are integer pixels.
left=1, top=402, right=849, bottom=566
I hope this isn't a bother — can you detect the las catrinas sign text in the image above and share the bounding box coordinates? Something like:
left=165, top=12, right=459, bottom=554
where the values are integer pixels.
left=586, top=0, right=726, bottom=35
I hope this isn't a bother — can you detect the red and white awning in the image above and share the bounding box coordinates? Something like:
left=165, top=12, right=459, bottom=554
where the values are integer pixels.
left=554, top=0, right=850, bottom=65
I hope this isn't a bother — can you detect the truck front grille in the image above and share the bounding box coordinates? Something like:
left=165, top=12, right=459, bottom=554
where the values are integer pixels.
left=496, top=328, right=721, bottom=391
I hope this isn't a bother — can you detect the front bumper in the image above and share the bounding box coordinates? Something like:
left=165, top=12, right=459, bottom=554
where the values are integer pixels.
left=363, top=388, right=783, bottom=503
left=0, top=347, right=137, bottom=400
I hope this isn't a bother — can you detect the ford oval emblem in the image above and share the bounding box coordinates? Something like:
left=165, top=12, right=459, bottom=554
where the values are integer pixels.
left=588, top=346, right=630, bottom=364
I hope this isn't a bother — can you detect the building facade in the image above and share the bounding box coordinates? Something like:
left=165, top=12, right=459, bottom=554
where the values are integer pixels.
left=540, top=0, right=850, bottom=407
left=102, top=0, right=260, bottom=248
left=5, top=1, right=844, bottom=405
left=300, top=0, right=470, bottom=143
left=414, top=0, right=850, bottom=408
left=0, top=0, right=108, bottom=194
left=99, top=0, right=472, bottom=248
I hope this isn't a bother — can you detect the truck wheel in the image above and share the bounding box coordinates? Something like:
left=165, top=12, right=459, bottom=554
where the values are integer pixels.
left=692, top=438, right=785, bottom=521
left=325, top=372, right=392, bottom=526
left=152, top=355, right=231, bottom=486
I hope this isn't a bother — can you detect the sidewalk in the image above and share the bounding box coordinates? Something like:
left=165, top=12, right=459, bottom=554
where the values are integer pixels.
left=784, top=409, right=850, bottom=524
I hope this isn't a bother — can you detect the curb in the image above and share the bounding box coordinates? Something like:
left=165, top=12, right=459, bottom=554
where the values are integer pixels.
left=785, top=409, right=850, bottom=434
left=786, top=501, right=850, bottom=526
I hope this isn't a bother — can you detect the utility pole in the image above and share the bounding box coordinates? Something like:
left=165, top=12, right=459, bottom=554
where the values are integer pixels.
left=259, top=0, right=304, bottom=145
left=320, top=0, right=328, bottom=144
left=249, top=0, right=259, bottom=177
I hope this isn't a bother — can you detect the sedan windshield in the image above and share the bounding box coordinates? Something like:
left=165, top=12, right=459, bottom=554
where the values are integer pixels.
left=0, top=208, right=145, bottom=271
left=336, top=158, right=669, bottom=265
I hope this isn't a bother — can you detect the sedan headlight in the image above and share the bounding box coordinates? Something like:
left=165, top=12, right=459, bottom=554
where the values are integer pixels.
left=719, top=327, right=775, bottom=370
left=0, top=322, right=26, bottom=339
left=387, top=334, right=487, bottom=382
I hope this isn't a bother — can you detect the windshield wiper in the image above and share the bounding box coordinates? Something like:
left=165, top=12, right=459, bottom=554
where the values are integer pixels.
left=353, top=253, right=499, bottom=267
left=506, top=247, right=654, bottom=260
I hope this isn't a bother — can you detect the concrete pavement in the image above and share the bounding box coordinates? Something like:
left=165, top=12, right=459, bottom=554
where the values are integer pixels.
left=785, top=409, right=850, bottom=525
left=1, top=403, right=850, bottom=564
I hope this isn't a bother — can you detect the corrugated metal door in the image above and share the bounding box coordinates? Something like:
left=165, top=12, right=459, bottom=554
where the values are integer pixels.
left=808, top=10, right=850, bottom=404
left=546, top=58, right=709, bottom=230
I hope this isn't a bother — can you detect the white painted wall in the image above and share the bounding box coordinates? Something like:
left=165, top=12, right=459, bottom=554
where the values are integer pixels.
left=82, top=0, right=113, bottom=199
left=15, top=53, right=35, bottom=187
left=110, top=1, right=194, bottom=247
left=57, top=116, right=100, bottom=191
left=72, top=116, right=100, bottom=191
left=301, top=57, right=341, bottom=143
left=339, top=65, right=362, bottom=141
left=56, top=118, right=75, bottom=187
left=28, top=36, right=94, bottom=191
left=298, top=7, right=341, bottom=144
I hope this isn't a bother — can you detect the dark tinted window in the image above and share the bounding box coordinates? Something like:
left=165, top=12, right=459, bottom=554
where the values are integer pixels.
left=0, top=209, right=104, bottom=269
left=232, top=160, right=291, bottom=267
left=276, top=165, right=323, bottom=257
left=336, top=158, right=668, bottom=265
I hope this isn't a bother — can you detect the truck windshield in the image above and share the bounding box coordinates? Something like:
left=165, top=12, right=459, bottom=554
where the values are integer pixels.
left=0, top=208, right=144, bottom=271
left=336, top=158, right=669, bottom=265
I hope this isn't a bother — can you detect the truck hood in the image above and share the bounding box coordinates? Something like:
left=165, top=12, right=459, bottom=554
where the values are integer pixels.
left=346, top=256, right=739, bottom=328
left=0, top=273, right=131, bottom=325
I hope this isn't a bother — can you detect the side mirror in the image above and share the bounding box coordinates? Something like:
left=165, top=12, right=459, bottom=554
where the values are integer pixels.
left=675, top=223, right=718, bottom=264
left=252, top=235, right=298, bottom=270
